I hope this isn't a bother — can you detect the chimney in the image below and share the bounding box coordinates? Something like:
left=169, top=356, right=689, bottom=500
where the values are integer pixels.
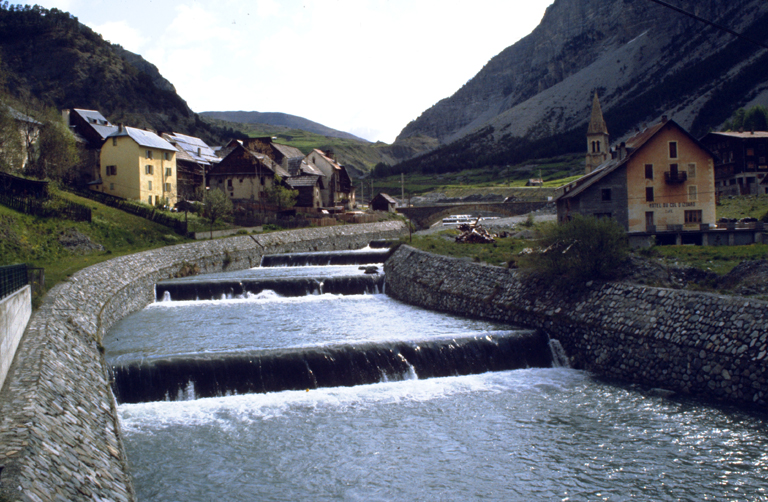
left=61, top=109, right=70, bottom=126
left=118, top=123, right=124, bottom=133
left=619, top=142, right=627, bottom=160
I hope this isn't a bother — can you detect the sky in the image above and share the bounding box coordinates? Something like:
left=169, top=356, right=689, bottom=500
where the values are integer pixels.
left=33, top=0, right=554, bottom=143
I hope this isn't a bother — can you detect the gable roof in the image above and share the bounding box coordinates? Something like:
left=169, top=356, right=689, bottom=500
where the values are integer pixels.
left=372, top=193, right=397, bottom=204
left=286, top=174, right=323, bottom=189
left=109, top=126, right=176, bottom=152
left=163, top=132, right=220, bottom=166
left=560, top=118, right=711, bottom=201
left=71, top=109, right=117, bottom=139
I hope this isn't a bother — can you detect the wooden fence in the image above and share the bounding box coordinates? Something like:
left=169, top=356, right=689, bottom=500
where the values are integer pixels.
left=0, top=192, right=92, bottom=222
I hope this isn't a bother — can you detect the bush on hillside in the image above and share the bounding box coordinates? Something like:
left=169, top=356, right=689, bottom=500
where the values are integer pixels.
left=519, top=215, right=628, bottom=284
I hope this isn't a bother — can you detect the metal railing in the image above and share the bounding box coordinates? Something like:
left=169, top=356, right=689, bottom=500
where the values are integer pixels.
left=0, top=264, right=28, bottom=301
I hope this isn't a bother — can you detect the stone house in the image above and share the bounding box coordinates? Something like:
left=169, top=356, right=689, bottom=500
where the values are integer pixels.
left=699, top=131, right=768, bottom=197
left=209, top=139, right=291, bottom=207
left=558, top=111, right=718, bottom=246
left=305, top=149, right=356, bottom=209
left=240, top=137, right=306, bottom=174
left=5, top=105, right=42, bottom=173
left=162, top=132, right=219, bottom=200
left=94, top=125, right=178, bottom=207
left=63, top=109, right=117, bottom=185
left=370, top=192, right=397, bottom=212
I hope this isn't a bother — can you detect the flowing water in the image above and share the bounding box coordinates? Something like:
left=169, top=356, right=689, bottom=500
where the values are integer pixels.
left=107, top=254, right=768, bottom=501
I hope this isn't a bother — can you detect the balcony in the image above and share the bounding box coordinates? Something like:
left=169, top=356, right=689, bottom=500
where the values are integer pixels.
left=664, top=171, right=688, bottom=184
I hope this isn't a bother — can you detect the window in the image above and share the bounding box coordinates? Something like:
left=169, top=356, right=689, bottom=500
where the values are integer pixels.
left=645, top=164, right=653, bottom=180
left=669, top=141, right=678, bottom=159
left=684, top=210, right=702, bottom=223
left=227, top=179, right=233, bottom=189
left=148, top=180, right=152, bottom=191
left=165, top=168, right=172, bottom=177
left=687, top=163, right=696, bottom=178
left=594, top=212, right=612, bottom=219
left=148, top=195, right=153, bottom=205
left=145, top=165, right=153, bottom=175
left=109, top=183, right=114, bottom=190
left=146, top=150, right=153, bottom=159
left=106, top=165, right=117, bottom=176
left=645, top=212, right=654, bottom=229
left=601, top=188, right=612, bottom=201
left=747, top=148, right=755, bottom=156
left=112, top=137, right=117, bottom=147
left=164, top=152, right=171, bottom=161
left=646, top=187, right=654, bottom=202
left=165, top=182, right=171, bottom=192
left=688, top=185, right=697, bottom=201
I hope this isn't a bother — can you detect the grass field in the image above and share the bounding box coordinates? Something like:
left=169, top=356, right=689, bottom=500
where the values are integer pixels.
left=0, top=191, right=196, bottom=296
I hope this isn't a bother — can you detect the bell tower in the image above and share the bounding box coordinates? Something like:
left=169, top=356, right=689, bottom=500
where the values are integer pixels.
left=586, top=91, right=609, bottom=174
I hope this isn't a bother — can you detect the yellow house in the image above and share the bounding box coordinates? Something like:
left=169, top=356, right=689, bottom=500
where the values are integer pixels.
left=558, top=116, right=717, bottom=245
left=94, top=125, right=178, bottom=206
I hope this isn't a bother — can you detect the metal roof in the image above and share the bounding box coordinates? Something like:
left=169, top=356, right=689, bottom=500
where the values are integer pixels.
left=72, top=109, right=118, bottom=139
left=110, top=126, right=176, bottom=151
left=163, top=132, right=220, bottom=165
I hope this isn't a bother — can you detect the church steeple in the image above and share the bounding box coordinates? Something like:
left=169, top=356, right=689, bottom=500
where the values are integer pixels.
left=586, top=91, right=610, bottom=174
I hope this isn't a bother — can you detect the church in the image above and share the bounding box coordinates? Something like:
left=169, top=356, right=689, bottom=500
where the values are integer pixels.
left=556, top=93, right=731, bottom=246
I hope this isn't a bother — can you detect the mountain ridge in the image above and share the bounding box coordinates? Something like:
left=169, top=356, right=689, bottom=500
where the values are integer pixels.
left=200, top=111, right=368, bottom=143
left=394, top=0, right=768, bottom=170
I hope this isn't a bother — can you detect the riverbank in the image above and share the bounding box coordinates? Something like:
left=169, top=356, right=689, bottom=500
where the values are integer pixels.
left=0, top=221, right=408, bottom=502
left=384, top=245, right=768, bottom=410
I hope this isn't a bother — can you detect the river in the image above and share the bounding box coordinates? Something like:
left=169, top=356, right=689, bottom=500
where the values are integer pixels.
left=105, top=251, right=768, bottom=501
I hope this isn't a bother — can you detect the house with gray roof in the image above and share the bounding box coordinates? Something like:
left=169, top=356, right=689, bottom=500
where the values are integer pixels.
left=93, top=125, right=178, bottom=206
left=162, top=132, right=220, bottom=199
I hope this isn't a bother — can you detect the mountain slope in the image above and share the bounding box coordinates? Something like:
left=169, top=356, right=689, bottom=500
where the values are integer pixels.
left=395, top=0, right=768, bottom=169
left=0, top=5, right=234, bottom=144
left=200, top=111, right=368, bottom=142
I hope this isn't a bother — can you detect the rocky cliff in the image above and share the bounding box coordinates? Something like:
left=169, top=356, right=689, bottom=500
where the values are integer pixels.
left=395, top=0, right=768, bottom=166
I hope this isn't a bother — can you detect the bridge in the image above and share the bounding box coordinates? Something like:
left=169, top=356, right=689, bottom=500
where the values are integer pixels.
left=398, top=201, right=549, bottom=230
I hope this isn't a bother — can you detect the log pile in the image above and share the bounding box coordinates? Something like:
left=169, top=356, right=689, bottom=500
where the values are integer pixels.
left=455, top=218, right=496, bottom=243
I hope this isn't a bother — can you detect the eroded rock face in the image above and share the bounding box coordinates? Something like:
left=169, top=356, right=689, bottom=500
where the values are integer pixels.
left=58, top=228, right=105, bottom=254
left=394, top=0, right=768, bottom=155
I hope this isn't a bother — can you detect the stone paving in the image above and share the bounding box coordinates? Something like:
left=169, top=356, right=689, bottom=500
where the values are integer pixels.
left=385, top=245, right=768, bottom=409
left=0, top=221, right=407, bottom=502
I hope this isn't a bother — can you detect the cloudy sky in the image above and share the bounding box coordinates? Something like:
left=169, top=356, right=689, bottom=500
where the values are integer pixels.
left=34, top=0, right=554, bottom=143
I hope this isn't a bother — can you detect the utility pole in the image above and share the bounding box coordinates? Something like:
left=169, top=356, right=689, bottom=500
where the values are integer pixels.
left=401, top=173, right=404, bottom=207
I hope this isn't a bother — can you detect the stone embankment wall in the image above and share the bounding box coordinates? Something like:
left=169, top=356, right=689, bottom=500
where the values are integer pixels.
left=385, top=245, right=768, bottom=409
left=0, top=286, right=31, bottom=394
left=0, top=221, right=407, bottom=502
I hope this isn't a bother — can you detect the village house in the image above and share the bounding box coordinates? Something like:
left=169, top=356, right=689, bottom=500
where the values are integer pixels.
left=283, top=159, right=325, bottom=209
left=63, top=109, right=117, bottom=184
left=558, top=94, right=725, bottom=246
left=162, top=132, right=220, bottom=200
left=94, top=125, right=178, bottom=206
left=699, top=130, right=768, bottom=197
left=240, top=137, right=306, bottom=174
left=370, top=192, right=398, bottom=212
left=4, top=105, right=42, bottom=173
left=209, top=139, right=291, bottom=207
left=306, top=149, right=356, bottom=210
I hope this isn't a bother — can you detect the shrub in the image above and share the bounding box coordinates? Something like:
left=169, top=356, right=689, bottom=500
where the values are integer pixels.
left=519, top=215, right=628, bottom=283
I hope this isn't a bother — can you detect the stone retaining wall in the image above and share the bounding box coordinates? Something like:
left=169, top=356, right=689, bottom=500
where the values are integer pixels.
left=0, top=221, right=407, bottom=502
left=384, top=245, right=768, bottom=410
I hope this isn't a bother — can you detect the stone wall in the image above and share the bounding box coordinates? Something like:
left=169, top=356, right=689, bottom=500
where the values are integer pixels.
left=384, top=245, right=768, bottom=410
left=0, top=221, right=407, bottom=502
left=0, top=286, right=31, bottom=395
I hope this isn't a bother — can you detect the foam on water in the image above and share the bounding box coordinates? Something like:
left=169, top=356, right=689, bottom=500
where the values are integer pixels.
left=118, top=368, right=582, bottom=431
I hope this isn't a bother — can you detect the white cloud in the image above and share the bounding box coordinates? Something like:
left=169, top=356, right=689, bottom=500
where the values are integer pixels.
left=87, top=20, right=149, bottom=52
